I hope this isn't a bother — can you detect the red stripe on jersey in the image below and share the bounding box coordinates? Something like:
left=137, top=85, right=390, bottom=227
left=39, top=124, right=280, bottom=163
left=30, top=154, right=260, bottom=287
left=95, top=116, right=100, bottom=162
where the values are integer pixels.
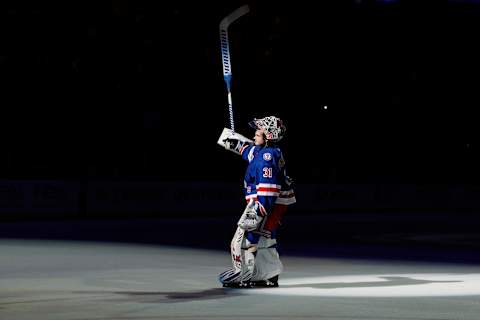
left=240, top=145, right=248, bottom=155
left=257, top=187, right=279, bottom=193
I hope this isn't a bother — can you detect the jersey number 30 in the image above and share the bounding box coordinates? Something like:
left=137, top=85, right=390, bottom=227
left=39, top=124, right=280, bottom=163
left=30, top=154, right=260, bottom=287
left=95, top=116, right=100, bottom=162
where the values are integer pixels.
left=263, top=167, right=273, bottom=178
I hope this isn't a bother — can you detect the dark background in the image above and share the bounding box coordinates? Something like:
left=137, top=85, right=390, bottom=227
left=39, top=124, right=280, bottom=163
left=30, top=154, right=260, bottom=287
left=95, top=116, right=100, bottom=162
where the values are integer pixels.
left=1, top=0, right=480, bottom=261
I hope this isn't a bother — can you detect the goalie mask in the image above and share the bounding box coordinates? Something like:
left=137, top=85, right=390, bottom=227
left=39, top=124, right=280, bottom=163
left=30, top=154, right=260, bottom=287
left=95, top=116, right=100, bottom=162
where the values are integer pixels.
left=248, top=116, right=286, bottom=142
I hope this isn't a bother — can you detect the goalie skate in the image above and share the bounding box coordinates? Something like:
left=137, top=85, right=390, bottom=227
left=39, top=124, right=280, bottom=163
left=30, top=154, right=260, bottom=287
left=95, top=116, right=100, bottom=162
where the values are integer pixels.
left=249, top=275, right=279, bottom=288
left=221, top=275, right=279, bottom=289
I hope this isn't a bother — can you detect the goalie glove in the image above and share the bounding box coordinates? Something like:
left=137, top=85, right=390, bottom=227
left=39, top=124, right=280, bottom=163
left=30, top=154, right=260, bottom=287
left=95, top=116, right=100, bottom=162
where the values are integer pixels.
left=217, top=128, right=252, bottom=155
left=238, top=199, right=262, bottom=231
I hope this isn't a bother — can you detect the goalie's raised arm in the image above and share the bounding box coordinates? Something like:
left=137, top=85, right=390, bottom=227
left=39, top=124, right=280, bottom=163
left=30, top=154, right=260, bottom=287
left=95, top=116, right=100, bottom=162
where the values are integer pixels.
left=217, top=127, right=252, bottom=155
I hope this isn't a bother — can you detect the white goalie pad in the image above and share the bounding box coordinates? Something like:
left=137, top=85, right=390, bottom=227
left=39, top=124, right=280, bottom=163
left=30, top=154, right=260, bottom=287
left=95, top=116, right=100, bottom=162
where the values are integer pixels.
left=218, top=228, right=244, bottom=284
left=219, top=230, right=283, bottom=284
left=251, top=236, right=283, bottom=281
left=218, top=225, right=252, bottom=284
left=217, top=128, right=252, bottom=155
left=219, top=200, right=257, bottom=284
left=219, top=201, right=282, bottom=285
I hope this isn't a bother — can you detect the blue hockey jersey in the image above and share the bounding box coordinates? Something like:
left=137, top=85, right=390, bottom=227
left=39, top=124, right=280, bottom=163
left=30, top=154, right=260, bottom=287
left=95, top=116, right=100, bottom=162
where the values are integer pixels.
left=240, top=144, right=296, bottom=216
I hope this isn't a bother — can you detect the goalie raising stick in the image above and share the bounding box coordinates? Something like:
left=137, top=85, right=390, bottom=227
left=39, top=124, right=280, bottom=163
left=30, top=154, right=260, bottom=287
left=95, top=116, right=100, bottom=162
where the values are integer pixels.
left=219, top=4, right=249, bottom=131
left=217, top=116, right=296, bottom=288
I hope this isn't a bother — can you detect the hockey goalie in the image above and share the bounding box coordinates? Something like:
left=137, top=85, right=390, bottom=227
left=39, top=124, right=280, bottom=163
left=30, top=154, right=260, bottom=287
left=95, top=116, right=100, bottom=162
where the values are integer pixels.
left=217, top=116, right=296, bottom=288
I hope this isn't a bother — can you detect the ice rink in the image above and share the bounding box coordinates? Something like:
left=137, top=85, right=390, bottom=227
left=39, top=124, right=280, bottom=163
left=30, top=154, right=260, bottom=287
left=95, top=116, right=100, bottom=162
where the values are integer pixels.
left=1, top=239, right=480, bottom=320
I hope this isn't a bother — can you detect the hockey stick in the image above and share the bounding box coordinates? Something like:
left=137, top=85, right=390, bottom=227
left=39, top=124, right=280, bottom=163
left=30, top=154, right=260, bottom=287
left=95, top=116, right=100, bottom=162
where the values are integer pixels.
left=220, top=5, right=250, bottom=132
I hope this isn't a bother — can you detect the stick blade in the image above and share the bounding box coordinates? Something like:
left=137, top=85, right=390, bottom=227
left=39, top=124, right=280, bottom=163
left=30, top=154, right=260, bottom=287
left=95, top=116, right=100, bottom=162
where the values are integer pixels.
left=220, top=5, right=250, bottom=29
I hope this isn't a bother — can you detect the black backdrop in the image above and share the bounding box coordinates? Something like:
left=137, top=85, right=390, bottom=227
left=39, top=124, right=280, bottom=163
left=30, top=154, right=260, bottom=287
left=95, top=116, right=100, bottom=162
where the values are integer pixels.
left=1, top=0, right=479, bottom=185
